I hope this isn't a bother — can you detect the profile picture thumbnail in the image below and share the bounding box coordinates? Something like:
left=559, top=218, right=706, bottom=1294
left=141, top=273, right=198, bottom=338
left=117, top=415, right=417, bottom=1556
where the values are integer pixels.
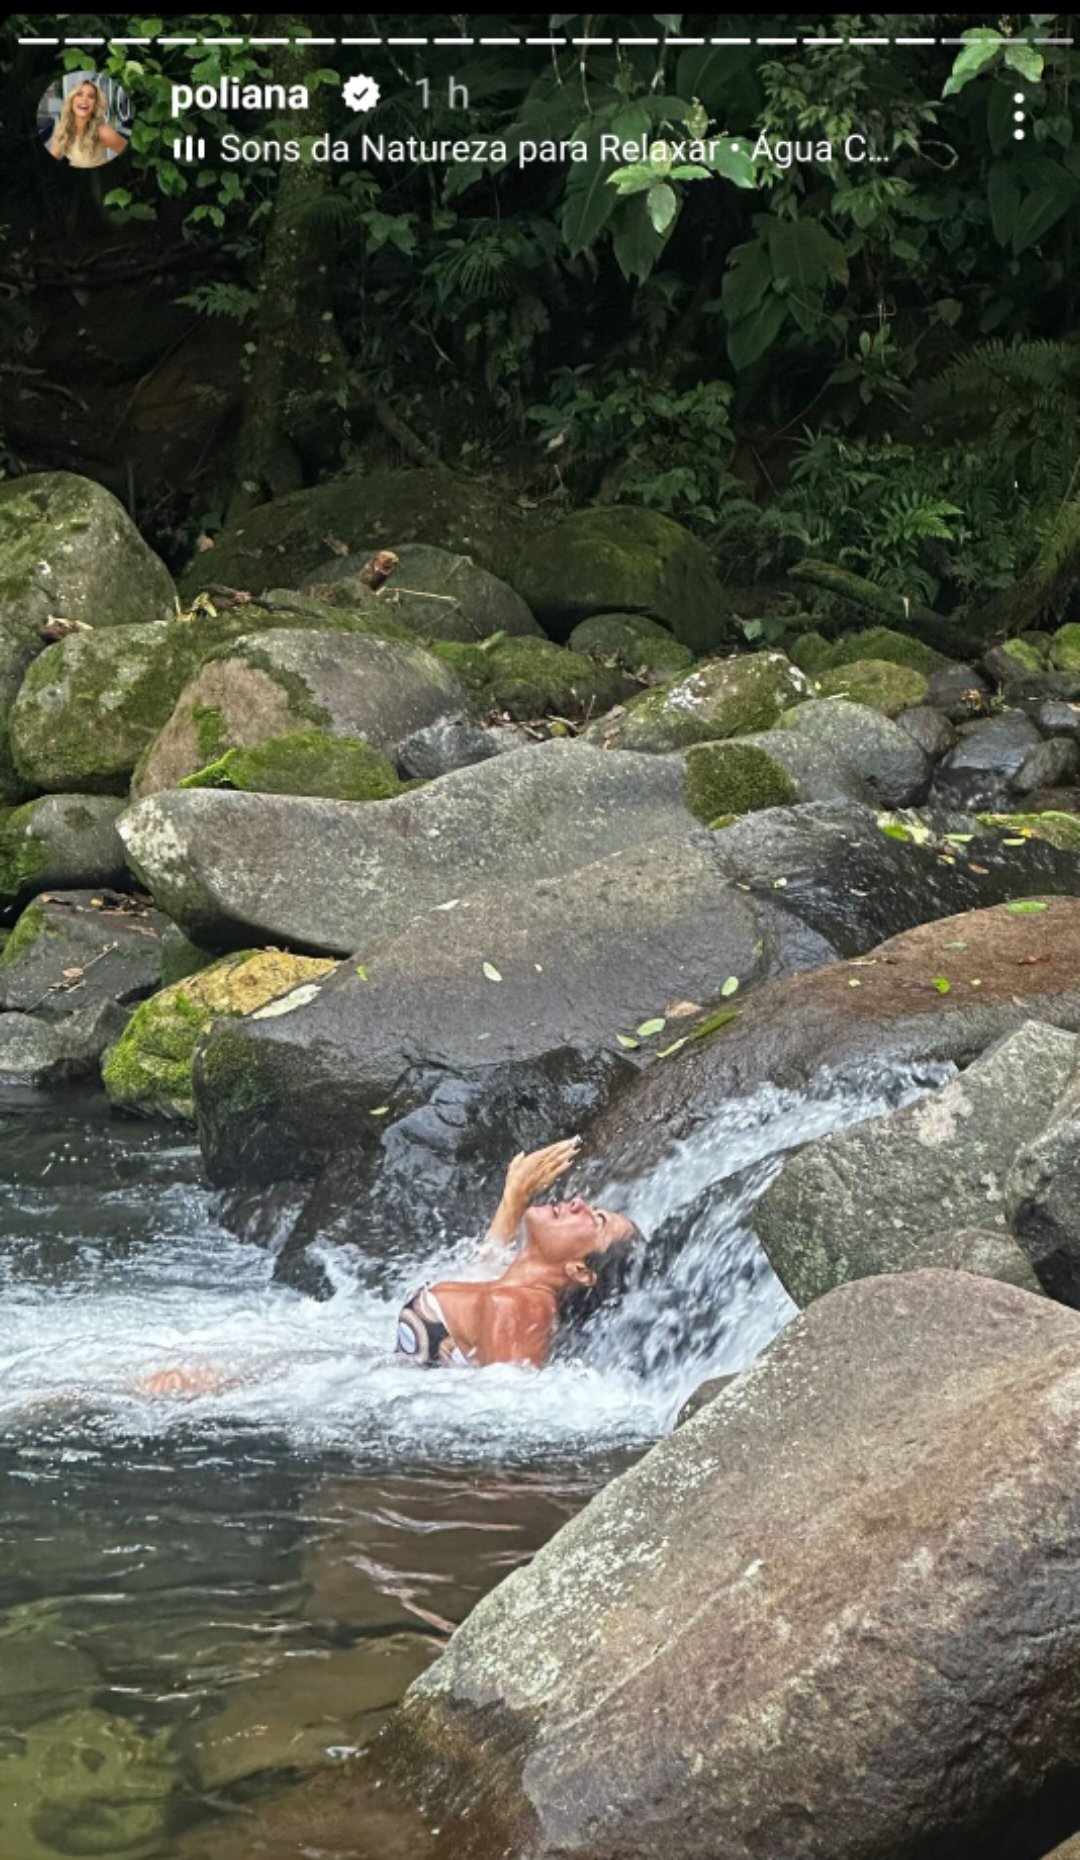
left=38, top=70, right=131, bottom=168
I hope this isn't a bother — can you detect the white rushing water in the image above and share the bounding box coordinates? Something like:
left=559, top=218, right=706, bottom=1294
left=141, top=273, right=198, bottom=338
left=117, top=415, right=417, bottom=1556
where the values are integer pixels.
left=0, top=1062, right=954, bottom=1463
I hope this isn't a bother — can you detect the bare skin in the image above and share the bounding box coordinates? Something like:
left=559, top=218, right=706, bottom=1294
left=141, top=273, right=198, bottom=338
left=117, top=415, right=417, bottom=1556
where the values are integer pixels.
left=136, top=1140, right=638, bottom=1395
left=48, top=82, right=126, bottom=159
left=426, top=1140, right=638, bottom=1368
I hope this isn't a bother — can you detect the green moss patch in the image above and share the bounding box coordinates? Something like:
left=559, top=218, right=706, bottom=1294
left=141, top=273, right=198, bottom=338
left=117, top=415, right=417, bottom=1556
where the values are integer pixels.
left=812, top=658, right=928, bottom=717
left=0, top=901, right=46, bottom=967
left=568, top=611, right=694, bottom=679
left=1050, top=623, right=1080, bottom=673
left=976, top=810, right=1080, bottom=852
left=432, top=637, right=623, bottom=720
left=683, top=740, right=798, bottom=824
left=180, top=731, right=402, bottom=801
left=823, top=627, right=950, bottom=677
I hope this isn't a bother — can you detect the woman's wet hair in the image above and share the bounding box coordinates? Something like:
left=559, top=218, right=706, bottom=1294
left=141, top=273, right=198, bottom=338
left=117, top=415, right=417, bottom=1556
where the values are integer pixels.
left=554, top=1222, right=645, bottom=1346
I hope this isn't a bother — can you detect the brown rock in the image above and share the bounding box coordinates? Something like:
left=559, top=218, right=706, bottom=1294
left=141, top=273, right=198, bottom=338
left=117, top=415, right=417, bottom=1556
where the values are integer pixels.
left=385, top=1272, right=1080, bottom=1860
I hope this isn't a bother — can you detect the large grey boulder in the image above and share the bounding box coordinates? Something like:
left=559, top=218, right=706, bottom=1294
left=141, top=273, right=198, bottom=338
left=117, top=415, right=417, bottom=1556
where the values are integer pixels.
left=305, top=542, right=542, bottom=642
left=386, top=1271, right=1080, bottom=1860
left=754, top=1021, right=1075, bottom=1308
left=0, top=473, right=175, bottom=799
left=934, top=711, right=1043, bottom=807
left=905, top=1226, right=1042, bottom=1293
left=778, top=697, right=930, bottom=806
left=0, top=796, right=128, bottom=911
left=132, top=630, right=466, bottom=797
left=120, top=742, right=692, bottom=953
left=193, top=832, right=824, bottom=1281
left=1007, top=1059, right=1080, bottom=1303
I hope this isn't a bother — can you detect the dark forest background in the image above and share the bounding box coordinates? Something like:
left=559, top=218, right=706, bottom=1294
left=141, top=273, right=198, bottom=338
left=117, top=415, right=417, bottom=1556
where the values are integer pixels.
left=4, top=13, right=1080, bottom=637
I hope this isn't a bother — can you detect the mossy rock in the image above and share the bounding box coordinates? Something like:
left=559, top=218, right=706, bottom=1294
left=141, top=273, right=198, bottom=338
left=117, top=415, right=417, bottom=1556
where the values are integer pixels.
left=976, top=810, right=1080, bottom=852
left=513, top=505, right=739, bottom=652
left=822, top=627, right=951, bottom=677
left=102, top=948, right=336, bottom=1119
left=180, top=731, right=402, bottom=802
left=306, top=543, right=542, bottom=643
left=995, top=637, right=1047, bottom=675
left=585, top=651, right=811, bottom=753
left=0, top=794, right=127, bottom=910
left=788, top=631, right=834, bottom=675
left=0, top=473, right=176, bottom=802
left=134, top=631, right=465, bottom=798
left=812, top=658, right=929, bottom=717
left=10, top=594, right=409, bottom=796
left=178, top=469, right=528, bottom=600
left=683, top=741, right=798, bottom=824
left=1050, top=624, right=1080, bottom=673
left=568, top=612, right=694, bottom=681
left=431, top=637, right=624, bottom=721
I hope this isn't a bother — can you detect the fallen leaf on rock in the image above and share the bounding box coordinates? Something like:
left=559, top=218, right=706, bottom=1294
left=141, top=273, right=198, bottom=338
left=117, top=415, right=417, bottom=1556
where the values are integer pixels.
left=931, top=976, right=951, bottom=993
left=690, top=1006, right=741, bottom=1042
left=482, top=961, right=503, bottom=982
left=942, top=940, right=967, bottom=950
left=968, top=863, right=990, bottom=875
left=90, top=897, right=104, bottom=908
left=970, top=978, right=983, bottom=987
left=62, top=967, right=83, bottom=980
left=848, top=978, right=862, bottom=988
left=720, top=976, right=740, bottom=997
left=355, top=965, right=369, bottom=980
left=194, top=532, right=215, bottom=552
left=656, top=1036, right=689, bottom=1058
left=665, top=999, right=702, bottom=1019
left=772, top=877, right=788, bottom=888
left=1002, top=837, right=1026, bottom=846
left=1006, top=899, right=1048, bottom=914
left=435, top=898, right=460, bottom=912
left=616, top=1033, right=640, bottom=1049
left=370, top=1105, right=390, bottom=1117
left=636, top=1018, right=666, bottom=1038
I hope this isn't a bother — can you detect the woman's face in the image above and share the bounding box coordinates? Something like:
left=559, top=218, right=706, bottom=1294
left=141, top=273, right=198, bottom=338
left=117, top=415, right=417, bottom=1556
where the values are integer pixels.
left=524, top=1197, right=636, bottom=1267
left=72, top=83, right=98, bottom=118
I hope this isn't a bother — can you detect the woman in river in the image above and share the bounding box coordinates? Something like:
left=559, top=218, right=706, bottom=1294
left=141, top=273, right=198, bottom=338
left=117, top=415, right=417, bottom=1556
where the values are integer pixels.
left=396, top=1137, right=642, bottom=1369
left=139, top=1139, right=641, bottom=1395
left=47, top=78, right=127, bottom=167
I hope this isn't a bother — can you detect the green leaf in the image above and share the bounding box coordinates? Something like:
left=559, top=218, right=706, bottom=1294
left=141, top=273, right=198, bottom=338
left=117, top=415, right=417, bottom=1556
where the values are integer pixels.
left=616, top=1033, right=640, bottom=1049
left=647, top=182, right=678, bottom=235
left=636, top=1017, right=667, bottom=1038
left=1012, top=178, right=1078, bottom=254
left=705, top=138, right=757, bottom=189
left=987, top=81, right=1016, bottom=157
left=931, top=975, right=952, bottom=993
left=482, top=960, right=503, bottom=981
left=988, top=161, right=1021, bottom=244
left=562, top=137, right=619, bottom=254
left=607, top=163, right=655, bottom=197
left=942, top=31, right=1003, bottom=99
left=612, top=193, right=669, bottom=283
left=354, top=964, right=369, bottom=980
left=1003, top=41, right=1044, bottom=83
left=767, top=219, right=848, bottom=294
left=1006, top=899, right=1048, bottom=913
left=721, top=237, right=773, bottom=321
left=104, top=188, right=132, bottom=209
left=879, top=823, right=912, bottom=842
left=689, top=1006, right=741, bottom=1041
left=727, top=290, right=788, bottom=371
left=370, top=1105, right=390, bottom=1116
left=655, top=1035, right=689, bottom=1059
left=720, top=976, right=740, bottom=998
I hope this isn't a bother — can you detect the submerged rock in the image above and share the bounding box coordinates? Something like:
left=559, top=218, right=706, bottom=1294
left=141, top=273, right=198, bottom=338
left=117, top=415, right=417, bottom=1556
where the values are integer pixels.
left=119, top=741, right=692, bottom=954
left=386, top=1271, right=1080, bottom=1860
left=513, top=505, right=737, bottom=650
left=0, top=795, right=127, bottom=911
left=585, top=651, right=809, bottom=752
left=133, top=631, right=465, bottom=797
left=103, top=947, right=336, bottom=1119
left=754, top=1021, right=1075, bottom=1307
left=0, top=1704, right=176, bottom=1860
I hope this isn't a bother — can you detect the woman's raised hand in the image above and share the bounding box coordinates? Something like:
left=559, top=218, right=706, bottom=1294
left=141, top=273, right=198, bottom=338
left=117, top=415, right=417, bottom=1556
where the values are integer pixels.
left=504, top=1136, right=582, bottom=1205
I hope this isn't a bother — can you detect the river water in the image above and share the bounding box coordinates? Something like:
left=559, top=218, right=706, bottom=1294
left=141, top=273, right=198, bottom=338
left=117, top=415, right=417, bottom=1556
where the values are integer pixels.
left=0, top=1063, right=948, bottom=1858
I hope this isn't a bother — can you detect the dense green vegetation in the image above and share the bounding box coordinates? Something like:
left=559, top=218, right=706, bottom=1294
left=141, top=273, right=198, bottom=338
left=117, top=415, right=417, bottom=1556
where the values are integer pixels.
left=5, top=13, right=1080, bottom=633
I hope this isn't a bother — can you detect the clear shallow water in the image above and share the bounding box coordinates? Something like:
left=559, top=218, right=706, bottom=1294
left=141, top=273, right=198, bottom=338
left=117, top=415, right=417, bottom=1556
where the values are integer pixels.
left=0, top=1065, right=950, bottom=1857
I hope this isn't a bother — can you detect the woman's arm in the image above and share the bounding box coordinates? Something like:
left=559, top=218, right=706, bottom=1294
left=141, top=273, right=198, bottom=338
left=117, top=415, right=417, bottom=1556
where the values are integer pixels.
left=99, top=123, right=127, bottom=153
left=47, top=132, right=63, bottom=159
left=485, top=1137, right=581, bottom=1245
